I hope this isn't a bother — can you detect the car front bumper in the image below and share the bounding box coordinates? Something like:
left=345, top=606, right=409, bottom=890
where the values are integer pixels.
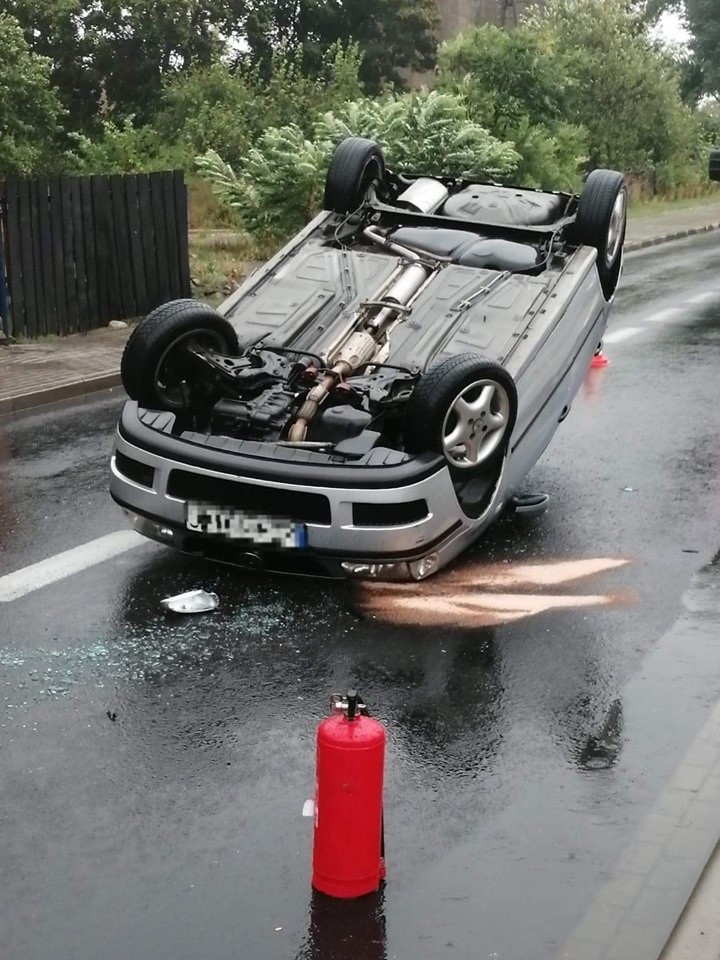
left=109, top=423, right=488, bottom=581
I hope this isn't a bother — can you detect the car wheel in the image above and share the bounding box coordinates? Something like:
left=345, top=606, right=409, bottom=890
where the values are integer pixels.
left=121, top=299, right=239, bottom=410
left=405, top=354, right=518, bottom=472
left=573, top=169, right=627, bottom=299
left=323, top=137, right=386, bottom=214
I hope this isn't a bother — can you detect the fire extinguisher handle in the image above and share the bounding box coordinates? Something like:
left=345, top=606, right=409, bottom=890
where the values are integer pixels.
left=330, top=689, right=370, bottom=718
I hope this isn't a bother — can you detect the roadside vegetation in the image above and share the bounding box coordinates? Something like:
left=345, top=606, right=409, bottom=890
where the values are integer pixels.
left=2, top=0, right=720, bottom=276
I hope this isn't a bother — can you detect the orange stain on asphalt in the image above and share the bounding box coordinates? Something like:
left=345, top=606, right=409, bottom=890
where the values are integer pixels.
left=450, top=557, right=629, bottom=588
left=357, top=558, right=632, bottom=628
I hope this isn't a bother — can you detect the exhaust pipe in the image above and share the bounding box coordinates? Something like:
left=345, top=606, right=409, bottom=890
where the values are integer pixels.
left=287, top=229, right=437, bottom=441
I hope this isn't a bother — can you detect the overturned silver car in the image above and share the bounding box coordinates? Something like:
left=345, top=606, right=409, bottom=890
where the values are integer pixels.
left=110, top=137, right=626, bottom=580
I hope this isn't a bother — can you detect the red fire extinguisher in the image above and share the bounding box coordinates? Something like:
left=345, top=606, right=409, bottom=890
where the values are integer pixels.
left=312, top=690, right=386, bottom=899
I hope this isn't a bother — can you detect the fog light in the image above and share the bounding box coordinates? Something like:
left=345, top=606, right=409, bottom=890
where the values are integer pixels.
left=341, top=561, right=411, bottom=581
left=409, top=552, right=439, bottom=580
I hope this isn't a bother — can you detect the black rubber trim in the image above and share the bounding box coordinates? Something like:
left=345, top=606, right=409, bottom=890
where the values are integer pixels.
left=111, top=493, right=462, bottom=562
left=118, top=402, right=445, bottom=490
left=166, top=469, right=331, bottom=524
left=352, top=499, right=429, bottom=527
left=114, top=451, right=155, bottom=489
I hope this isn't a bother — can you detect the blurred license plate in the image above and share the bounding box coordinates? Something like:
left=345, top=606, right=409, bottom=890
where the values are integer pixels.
left=185, top=502, right=307, bottom=548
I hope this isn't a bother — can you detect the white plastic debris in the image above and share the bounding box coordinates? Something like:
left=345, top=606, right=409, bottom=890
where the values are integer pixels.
left=161, top=589, right=219, bottom=614
left=108, top=320, right=128, bottom=329
left=302, top=799, right=315, bottom=818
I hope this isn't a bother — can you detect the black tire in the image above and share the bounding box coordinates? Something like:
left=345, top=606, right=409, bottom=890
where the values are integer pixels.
left=405, top=354, right=517, bottom=471
left=573, top=169, right=627, bottom=299
left=323, top=137, right=386, bottom=214
left=121, top=299, right=239, bottom=409
left=709, top=150, right=720, bottom=182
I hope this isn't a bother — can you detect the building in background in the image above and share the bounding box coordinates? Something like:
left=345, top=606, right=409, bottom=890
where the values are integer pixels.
left=436, top=0, right=535, bottom=38
left=403, top=0, right=536, bottom=87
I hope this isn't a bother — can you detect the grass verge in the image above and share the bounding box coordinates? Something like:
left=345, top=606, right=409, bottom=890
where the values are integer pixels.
left=188, top=231, right=279, bottom=306
left=628, top=189, right=720, bottom=219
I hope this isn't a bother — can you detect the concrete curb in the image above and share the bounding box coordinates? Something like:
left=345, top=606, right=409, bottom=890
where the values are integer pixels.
left=0, top=372, right=122, bottom=417
left=625, top=222, right=720, bottom=252
left=1, top=223, right=719, bottom=417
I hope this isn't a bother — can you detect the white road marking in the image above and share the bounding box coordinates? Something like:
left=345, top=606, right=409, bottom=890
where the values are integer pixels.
left=687, top=290, right=717, bottom=305
left=603, top=326, right=643, bottom=344
left=644, top=308, right=680, bottom=324
left=0, top=531, right=145, bottom=602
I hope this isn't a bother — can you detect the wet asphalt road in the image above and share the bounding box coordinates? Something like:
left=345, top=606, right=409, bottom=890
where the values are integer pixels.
left=2, top=233, right=720, bottom=960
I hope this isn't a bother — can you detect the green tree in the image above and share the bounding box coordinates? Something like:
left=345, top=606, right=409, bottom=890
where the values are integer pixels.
left=525, top=0, right=701, bottom=177
left=698, top=101, right=720, bottom=146
left=154, top=63, right=260, bottom=171
left=0, top=11, right=64, bottom=174
left=639, top=0, right=680, bottom=21
left=685, top=0, right=720, bottom=98
left=150, top=42, right=364, bottom=170
left=62, top=41, right=366, bottom=176
left=308, top=0, right=439, bottom=86
left=675, top=54, right=706, bottom=106
left=4, top=0, right=96, bottom=132
left=241, top=0, right=316, bottom=68
left=230, top=42, right=364, bottom=138
left=6, top=0, right=435, bottom=134
left=437, top=25, right=587, bottom=189
left=438, top=25, right=572, bottom=130
left=241, top=0, right=439, bottom=87
left=84, top=0, right=232, bottom=124
left=5, top=0, right=236, bottom=130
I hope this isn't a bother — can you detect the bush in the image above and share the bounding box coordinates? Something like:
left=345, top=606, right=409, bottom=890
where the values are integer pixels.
left=317, top=91, right=520, bottom=177
left=63, top=116, right=188, bottom=174
left=436, top=4, right=708, bottom=191
left=153, top=63, right=257, bottom=171
left=196, top=127, right=329, bottom=240
left=197, top=90, right=520, bottom=240
left=437, top=24, right=572, bottom=131
left=64, top=42, right=367, bottom=180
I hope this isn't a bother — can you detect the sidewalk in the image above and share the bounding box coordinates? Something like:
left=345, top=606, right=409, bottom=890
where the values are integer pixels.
left=661, top=839, right=720, bottom=960
left=2, top=200, right=720, bottom=417
left=625, top=200, right=720, bottom=251
left=0, top=325, right=131, bottom=416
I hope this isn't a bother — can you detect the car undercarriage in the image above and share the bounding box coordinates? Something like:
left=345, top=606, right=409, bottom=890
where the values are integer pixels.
left=111, top=137, right=627, bottom=579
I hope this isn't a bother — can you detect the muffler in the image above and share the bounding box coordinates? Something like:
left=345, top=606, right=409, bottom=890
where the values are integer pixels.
left=395, top=178, right=449, bottom=214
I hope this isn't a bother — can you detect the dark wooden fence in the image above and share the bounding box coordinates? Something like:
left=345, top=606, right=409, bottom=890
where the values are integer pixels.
left=0, top=170, right=190, bottom=338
